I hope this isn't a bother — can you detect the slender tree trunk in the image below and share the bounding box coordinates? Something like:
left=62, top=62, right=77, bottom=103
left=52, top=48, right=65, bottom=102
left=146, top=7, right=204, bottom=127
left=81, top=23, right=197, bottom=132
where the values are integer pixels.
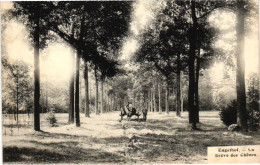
left=34, top=15, right=40, bottom=131
left=144, top=91, right=146, bottom=109
left=111, top=94, right=114, bottom=111
left=147, top=90, right=150, bottom=112
left=101, top=80, right=104, bottom=114
left=79, top=68, right=82, bottom=113
left=188, top=0, right=197, bottom=129
left=158, top=80, right=162, bottom=114
left=176, top=53, right=181, bottom=117
left=166, top=83, right=169, bottom=114
left=13, top=106, right=16, bottom=121
left=195, top=56, right=200, bottom=123
left=84, top=61, right=90, bottom=117
left=69, top=54, right=75, bottom=122
left=133, top=93, right=136, bottom=108
left=150, top=89, right=154, bottom=112
left=153, top=84, right=157, bottom=112
left=138, top=91, right=141, bottom=110
left=95, top=67, right=99, bottom=115
left=16, top=76, right=19, bottom=124
left=236, top=0, right=248, bottom=131
left=181, top=71, right=184, bottom=112
left=114, top=96, right=117, bottom=111
left=75, top=50, right=80, bottom=127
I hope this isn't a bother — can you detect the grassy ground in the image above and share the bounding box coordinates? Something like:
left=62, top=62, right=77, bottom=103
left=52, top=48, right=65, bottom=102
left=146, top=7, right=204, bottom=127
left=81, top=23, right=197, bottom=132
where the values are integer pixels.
left=2, top=111, right=260, bottom=164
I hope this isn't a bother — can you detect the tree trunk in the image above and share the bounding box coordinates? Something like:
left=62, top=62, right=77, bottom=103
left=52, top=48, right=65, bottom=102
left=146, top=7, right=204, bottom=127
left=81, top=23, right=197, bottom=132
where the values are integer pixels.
left=195, top=56, right=200, bottom=123
left=176, top=53, right=181, bottom=117
left=150, top=89, right=153, bottom=112
left=95, top=67, right=99, bottom=115
left=84, top=61, right=90, bottom=117
left=188, top=0, right=197, bottom=129
left=34, top=15, right=40, bottom=131
left=148, top=90, right=150, bottom=112
left=138, top=91, right=141, bottom=110
left=166, top=83, right=169, bottom=114
left=111, top=94, right=114, bottom=111
left=158, top=79, right=162, bottom=114
left=133, top=93, right=136, bottom=108
left=69, top=54, right=75, bottom=123
left=101, top=80, right=104, bottom=114
left=236, top=0, right=248, bottom=131
left=181, top=71, right=184, bottom=112
left=16, top=76, right=19, bottom=124
left=153, top=84, right=157, bottom=112
left=75, top=50, right=80, bottom=127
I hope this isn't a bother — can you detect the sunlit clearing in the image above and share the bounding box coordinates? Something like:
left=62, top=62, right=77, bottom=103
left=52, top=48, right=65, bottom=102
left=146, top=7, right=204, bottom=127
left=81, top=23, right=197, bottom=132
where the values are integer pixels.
left=40, top=44, right=74, bottom=85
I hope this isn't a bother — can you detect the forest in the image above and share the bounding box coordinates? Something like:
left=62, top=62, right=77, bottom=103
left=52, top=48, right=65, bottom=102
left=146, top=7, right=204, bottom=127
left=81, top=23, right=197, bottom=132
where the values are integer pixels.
left=1, top=0, right=260, bottom=164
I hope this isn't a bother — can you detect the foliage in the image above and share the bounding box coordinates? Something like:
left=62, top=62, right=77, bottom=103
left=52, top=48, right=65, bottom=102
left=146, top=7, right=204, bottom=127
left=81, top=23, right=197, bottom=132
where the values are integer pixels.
left=247, top=73, right=259, bottom=131
left=1, top=57, right=33, bottom=114
left=219, top=100, right=237, bottom=126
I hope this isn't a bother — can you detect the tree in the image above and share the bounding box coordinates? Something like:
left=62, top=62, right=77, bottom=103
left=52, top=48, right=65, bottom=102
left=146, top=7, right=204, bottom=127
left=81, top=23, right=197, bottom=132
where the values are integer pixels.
left=247, top=73, right=259, bottom=131
left=12, top=2, right=53, bottom=131
left=2, top=59, right=33, bottom=121
left=83, top=61, right=90, bottom=117
left=69, top=52, right=75, bottom=122
left=235, top=0, right=247, bottom=131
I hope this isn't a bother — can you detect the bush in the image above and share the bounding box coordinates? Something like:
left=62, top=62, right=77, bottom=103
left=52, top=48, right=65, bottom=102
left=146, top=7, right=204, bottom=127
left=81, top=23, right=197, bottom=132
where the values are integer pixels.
left=46, top=110, right=57, bottom=127
left=247, top=73, right=259, bottom=131
left=219, top=100, right=237, bottom=126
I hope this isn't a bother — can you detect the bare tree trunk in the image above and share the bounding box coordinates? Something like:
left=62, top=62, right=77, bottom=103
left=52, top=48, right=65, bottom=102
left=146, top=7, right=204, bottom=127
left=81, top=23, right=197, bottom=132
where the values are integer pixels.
left=236, top=0, right=248, bottom=131
left=133, top=93, right=136, bottom=108
left=148, top=90, right=151, bottom=112
left=195, top=56, right=200, bottom=123
left=150, top=89, right=153, bottom=112
left=101, top=80, right=104, bottom=114
left=143, top=91, right=146, bottom=110
left=34, top=14, right=40, bottom=131
left=79, top=67, right=82, bottom=113
left=75, top=50, right=80, bottom=127
left=188, top=0, right=197, bottom=129
left=95, top=67, right=99, bottom=115
left=166, top=83, right=169, bottom=114
left=84, top=61, right=90, bottom=117
left=176, top=53, right=181, bottom=117
left=153, top=84, right=157, bottom=112
left=111, top=94, right=114, bottom=111
left=138, top=91, right=141, bottom=109
left=16, top=76, right=19, bottom=124
left=158, top=79, right=162, bottom=114
left=181, top=71, right=184, bottom=112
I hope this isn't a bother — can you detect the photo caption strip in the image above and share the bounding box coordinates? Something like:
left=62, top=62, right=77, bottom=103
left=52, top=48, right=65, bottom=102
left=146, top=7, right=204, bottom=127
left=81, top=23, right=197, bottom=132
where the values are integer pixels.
left=208, top=145, right=260, bottom=163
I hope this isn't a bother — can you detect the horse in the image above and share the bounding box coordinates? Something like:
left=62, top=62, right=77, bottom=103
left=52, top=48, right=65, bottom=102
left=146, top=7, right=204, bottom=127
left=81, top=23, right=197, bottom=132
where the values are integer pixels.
left=119, top=106, right=140, bottom=122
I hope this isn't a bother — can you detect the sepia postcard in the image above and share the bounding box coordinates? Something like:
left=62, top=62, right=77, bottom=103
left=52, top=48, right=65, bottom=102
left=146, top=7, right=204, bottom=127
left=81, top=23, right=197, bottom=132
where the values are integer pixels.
left=1, top=0, right=259, bottom=164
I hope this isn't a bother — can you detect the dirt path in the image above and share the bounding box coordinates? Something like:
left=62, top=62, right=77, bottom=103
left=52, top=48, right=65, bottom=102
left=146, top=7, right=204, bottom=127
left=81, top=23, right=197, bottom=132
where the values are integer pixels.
left=3, top=111, right=260, bottom=164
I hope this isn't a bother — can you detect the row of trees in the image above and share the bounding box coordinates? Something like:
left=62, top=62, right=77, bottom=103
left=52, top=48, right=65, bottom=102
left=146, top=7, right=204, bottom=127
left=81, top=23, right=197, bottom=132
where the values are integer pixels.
left=129, top=0, right=254, bottom=130
left=8, top=1, right=132, bottom=130
left=5, top=0, right=256, bottom=132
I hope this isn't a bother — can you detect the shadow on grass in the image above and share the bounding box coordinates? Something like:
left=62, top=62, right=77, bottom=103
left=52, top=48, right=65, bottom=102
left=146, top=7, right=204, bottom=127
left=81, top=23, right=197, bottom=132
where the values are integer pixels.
left=3, top=146, right=125, bottom=163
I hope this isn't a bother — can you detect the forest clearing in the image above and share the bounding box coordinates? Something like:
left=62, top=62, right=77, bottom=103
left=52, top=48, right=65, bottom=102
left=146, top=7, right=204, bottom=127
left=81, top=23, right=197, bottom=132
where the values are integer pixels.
left=3, top=111, right=260, bottom=164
